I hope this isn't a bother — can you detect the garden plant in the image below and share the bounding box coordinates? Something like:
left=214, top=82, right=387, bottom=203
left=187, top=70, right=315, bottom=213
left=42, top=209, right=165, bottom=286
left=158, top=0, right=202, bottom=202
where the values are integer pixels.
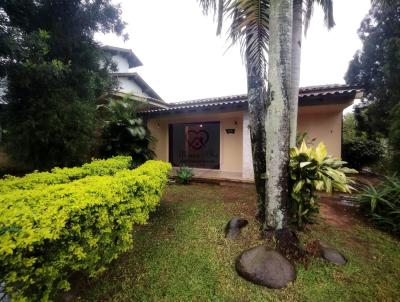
left=0, top=158, right=171, bottom=301
left=358, top=175, right=400, bottom=236
left=176, top=166, right=194, bottom=185
left=290, top=141, right=357, bottom=228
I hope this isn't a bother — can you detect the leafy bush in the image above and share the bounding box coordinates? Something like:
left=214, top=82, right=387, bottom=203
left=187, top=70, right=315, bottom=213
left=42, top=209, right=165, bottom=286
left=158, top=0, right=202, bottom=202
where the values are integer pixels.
left=341, top=112, right=384, bottom=170
left=98, top=98, right=155, bottom=166
left=389, top=104, right=400, bottom=172
left=290, top=141, right=357, bottom=228
left=0, top=160, right=171, bottom=301
left=358, top=175, right=400, bottom=235
left=0, top=156, right=132, bottom=193
left=176, top=166, right=194, bottom=184
left=342, top=138, right=383, bottom=170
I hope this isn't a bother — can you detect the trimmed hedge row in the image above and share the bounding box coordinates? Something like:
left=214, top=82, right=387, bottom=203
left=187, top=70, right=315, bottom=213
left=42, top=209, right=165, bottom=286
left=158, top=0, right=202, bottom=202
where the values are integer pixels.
left=0, top=160, right=171, bottom=301
left=0, top=156, right=132, bottom=193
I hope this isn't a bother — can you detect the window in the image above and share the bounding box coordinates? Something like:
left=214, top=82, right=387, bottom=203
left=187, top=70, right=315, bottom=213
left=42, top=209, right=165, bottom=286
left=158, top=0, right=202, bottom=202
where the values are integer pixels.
left=169, top=122, right=220, bottom=169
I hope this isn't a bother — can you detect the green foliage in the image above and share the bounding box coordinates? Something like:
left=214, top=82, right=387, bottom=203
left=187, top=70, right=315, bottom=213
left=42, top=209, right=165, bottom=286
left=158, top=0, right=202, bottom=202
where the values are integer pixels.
left=345, top=2, right=400, bottom=170
left=98, top=98, right=155, bottom=166
left=389, top=104, right=400, bottom=171
left=342, top=113, right=360, bottom=142
left=296, top=132, right=316, bottom=147
left=342, top=113, right=384, bottom=170
left=0, top=156, right=132, bottom=193
left=0, top=0, right=126, bottom=169
left=0, top=159, right=171, bottom=301
left=342, top=139, right=384, bottom=170
left=176, top=166, right=194, bottom=185
left=289, top=141, right=357, bottom=228
left=358, top=175, right=400, bottom=235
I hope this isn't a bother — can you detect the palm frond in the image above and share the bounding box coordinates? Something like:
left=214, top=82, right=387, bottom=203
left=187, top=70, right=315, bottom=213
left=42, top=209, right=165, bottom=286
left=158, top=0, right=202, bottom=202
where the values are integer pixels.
left=229, top=0, right=270, bottom=78
left=198, top=0, right=218, bottom=13
left=198, top=0, right=270, bottom=78
left=304, top=0, right=335, bottom=33
left=197, top=0, right=224, bottom=34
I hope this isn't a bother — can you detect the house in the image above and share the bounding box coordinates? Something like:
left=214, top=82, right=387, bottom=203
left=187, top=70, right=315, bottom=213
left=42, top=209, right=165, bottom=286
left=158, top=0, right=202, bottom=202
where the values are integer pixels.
left=105, top=47, right=362, bottom=182
left=142, top=86, right=362, bottom=182
left=101, top=45, right=167, bottom=110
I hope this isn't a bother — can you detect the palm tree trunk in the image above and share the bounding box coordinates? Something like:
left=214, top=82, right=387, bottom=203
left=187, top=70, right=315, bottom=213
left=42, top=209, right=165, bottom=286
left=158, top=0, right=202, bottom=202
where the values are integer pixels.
left=264, top=0, right=293, bottom=230
left=246, top=49, right=267, bottom=222
left=289, top=0, right=303, bottom=147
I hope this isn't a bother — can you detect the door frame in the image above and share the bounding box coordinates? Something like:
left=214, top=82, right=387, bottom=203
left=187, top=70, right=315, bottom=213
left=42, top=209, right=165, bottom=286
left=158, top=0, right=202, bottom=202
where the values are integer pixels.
left=168, top=121, right=220, bottom=169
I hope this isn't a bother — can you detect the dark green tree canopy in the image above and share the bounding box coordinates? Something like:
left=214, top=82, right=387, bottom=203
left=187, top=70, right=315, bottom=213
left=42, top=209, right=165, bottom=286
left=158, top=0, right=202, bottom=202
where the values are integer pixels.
left=0, top=0, right=126, bottom=170
left=345, top=2, right=400, bottom=137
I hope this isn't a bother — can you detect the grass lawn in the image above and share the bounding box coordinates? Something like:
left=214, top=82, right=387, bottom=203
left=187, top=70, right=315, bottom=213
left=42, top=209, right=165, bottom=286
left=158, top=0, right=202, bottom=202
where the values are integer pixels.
left=71, top=183, right=400, bottom=302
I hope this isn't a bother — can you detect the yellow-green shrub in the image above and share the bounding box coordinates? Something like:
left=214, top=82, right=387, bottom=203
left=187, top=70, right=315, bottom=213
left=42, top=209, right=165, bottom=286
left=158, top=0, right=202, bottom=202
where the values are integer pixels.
left=0, top=160, right=171, bottom=301
left=0, top=156, right=132, bottom=193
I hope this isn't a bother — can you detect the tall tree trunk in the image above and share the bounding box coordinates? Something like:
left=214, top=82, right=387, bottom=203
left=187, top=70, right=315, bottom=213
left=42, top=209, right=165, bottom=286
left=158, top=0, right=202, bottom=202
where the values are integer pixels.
left=246, top=59, right=267, bottom=223
left=264, top=0, right=293, bottom=230
left=289, top=0, right=303, bottom=148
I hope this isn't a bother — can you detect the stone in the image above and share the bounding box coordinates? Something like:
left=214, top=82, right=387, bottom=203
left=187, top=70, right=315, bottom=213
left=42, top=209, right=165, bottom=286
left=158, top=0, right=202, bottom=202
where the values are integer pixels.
left=224, top=217, right=248, bottom=239
left=236, top=246, right=296, bottom=288
left=321, top=246, right=347, bottom=265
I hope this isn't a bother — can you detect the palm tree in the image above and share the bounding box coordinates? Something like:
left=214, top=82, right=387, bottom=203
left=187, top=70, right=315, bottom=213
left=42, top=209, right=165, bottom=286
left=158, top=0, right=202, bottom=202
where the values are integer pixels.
left=198, top=0, right=335, bottom=229
left=199, top=0, right=270, bottom=222
left=289, top=0, right=334, bottom=147
left=264, top=0, right=293, bottom=230
left=265, top=0, right=335, bottom=229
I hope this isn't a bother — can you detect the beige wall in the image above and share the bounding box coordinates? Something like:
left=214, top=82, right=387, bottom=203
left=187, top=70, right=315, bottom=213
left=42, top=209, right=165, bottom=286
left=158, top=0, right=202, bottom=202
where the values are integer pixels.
left=298, top=103, right=350, bottom=158
left=148, top=101, right=352, bottom=176
left=148, top=111, right=243, bottom=173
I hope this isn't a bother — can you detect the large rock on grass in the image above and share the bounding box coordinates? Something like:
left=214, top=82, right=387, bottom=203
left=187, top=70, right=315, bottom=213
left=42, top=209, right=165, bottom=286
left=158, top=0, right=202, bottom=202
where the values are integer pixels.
left=236, top=246, right=296, bottom=288
left=321, top=246, right=347, bottom=265
left=224, top=217, right=248, bottom=239
left=306, top=240, right=348, bottom=265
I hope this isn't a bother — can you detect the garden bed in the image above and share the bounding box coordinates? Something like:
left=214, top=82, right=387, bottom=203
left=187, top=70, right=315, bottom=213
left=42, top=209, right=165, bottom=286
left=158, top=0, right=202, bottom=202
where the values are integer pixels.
left=67, top=183, right=400, bottom=301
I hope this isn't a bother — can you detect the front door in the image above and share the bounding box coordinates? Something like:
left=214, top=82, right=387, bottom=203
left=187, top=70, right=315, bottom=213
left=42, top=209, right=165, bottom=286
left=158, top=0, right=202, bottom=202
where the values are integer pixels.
left=169, top=122, right=220, bottom=169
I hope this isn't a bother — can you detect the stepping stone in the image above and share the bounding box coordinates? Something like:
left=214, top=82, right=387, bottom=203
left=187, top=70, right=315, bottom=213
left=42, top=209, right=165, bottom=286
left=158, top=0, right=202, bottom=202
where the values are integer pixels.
left=321, top=246, right=347, bottom=265
left=236, top=246, right=296, bottom=288
left=224, top=217, right=248, bottom=239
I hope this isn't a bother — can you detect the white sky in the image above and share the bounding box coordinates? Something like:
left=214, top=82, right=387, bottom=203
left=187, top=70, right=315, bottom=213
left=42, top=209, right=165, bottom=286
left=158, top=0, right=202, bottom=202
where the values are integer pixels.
left=96, top=0, right=371, bottom=103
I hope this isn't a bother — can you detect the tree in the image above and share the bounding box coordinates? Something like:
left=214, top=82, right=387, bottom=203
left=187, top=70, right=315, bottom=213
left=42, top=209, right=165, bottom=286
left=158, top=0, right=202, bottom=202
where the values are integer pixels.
left=342, top=113, right=383, bottom=169
left=264, top=0, right=293, bottom=230
left=199, top=0, right=335, bottom=230
left=345, top=0, right=400, bottom=170
left=289, top=0, right=334, bottom=147
left=199, top=0, right=270, bottom=222
left=0, top=0, right=125, bottom=170
left=389, top=104, right=400, bottom=171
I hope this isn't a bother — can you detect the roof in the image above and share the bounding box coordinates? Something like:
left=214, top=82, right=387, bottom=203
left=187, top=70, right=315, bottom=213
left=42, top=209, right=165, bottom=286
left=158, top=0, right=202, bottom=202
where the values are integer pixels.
left=101, top=45, right=143, bottom=68
left=112, top=72, right=163, bottom=101
left=298, top=84, right=362, bottom=98
left=112, top=92, right=169, bottom=110
left=143, top=84, right=362, bottom=114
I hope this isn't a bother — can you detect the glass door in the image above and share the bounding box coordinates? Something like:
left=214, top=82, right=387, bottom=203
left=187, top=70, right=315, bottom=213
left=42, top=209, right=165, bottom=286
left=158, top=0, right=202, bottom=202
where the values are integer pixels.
left=169, top=122, right=220, bottom=169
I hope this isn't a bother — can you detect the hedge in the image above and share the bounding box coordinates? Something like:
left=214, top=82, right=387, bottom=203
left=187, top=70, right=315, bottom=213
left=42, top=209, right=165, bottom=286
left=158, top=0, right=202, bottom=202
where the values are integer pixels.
left=0, top=160, right=171, bottom=301
left=0, top=156, right=132, bottom=194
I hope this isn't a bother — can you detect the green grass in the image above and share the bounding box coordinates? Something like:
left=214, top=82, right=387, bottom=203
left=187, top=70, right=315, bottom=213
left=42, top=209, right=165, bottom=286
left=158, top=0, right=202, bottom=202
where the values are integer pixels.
left=73, top=183, right=400, bottom=302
